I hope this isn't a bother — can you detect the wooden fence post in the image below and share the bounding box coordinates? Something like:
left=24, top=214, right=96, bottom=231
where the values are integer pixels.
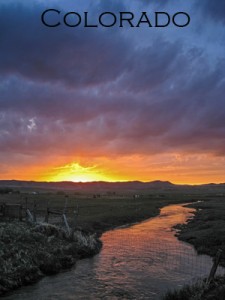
left=25, top=197, right=28, bottom=221
left=70, top=203, right=79, bottom=239
left=62, top=213, right=71, bottom=236
left=33, top=199, right=37, bottom=222
left=44, top=201, right=49, bottom=223
left=63, top=197, right=68, bottom=214
left=207, top=249, right=223, bottom=284
left=19, top=204, right=22, bottom=221
left=2, top=203, right=6, bottom=217
left=26, top=209, right=34, bottom=223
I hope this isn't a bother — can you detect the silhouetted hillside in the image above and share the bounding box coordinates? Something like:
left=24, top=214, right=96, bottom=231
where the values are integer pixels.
left=0, top=179, right=175, bottom=191
left=0, top=179, right=224, bottom=192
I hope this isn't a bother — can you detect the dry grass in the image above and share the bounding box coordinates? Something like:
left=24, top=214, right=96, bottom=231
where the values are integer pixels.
left=163, top=276, right=225, bottom=300
left=0, top=221, right=101, bottom=296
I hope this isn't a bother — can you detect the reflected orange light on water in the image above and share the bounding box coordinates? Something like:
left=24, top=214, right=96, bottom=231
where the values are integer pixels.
left=90, top=203, right=223, bottom=299
left=100, top=205, right=196, bottom=262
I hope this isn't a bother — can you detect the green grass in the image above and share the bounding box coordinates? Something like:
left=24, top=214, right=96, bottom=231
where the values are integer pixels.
left=0, top=189, right=201, bottom=234
left=177, top=198, right=225, bottom=266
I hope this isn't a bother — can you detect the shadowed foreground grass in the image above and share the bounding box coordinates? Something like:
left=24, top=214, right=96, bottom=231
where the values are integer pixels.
left=0, top=221, right=101, bottom=296
left=163, top=277, right=225, bottom=300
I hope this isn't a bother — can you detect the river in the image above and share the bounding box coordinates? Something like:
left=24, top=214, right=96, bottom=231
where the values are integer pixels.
left=3, top=203, right=224, bottom=299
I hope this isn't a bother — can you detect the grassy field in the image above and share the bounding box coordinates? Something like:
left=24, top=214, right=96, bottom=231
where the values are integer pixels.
left=0, top=187, right=205, bottom=235
left=1, top=186, right=225, bottom=236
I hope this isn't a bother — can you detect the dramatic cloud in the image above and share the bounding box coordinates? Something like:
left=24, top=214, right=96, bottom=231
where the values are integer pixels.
left=200, top=0, right=225, bottom=24
left=0, top=0, right=225, bottom=183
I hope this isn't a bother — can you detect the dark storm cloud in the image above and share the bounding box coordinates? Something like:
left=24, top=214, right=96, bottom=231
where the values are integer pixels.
left=0, top=1, right=225, bottom=160
left=0, top=4, right=130, bottom=87
left=200, top=0, right=225, bottom=23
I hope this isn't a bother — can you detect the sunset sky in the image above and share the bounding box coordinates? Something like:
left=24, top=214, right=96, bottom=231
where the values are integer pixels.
left=0, top=0, right=225, bottom=184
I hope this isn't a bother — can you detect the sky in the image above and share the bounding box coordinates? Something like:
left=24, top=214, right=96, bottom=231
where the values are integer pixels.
left=0, top=0, right=225, bottom=184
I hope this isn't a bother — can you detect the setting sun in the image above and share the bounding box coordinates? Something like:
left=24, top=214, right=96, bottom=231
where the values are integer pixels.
left=42, top=163, right=113, bottom=182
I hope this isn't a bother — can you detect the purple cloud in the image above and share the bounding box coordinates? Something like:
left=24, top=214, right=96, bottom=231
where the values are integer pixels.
left=0, top=0, right=225, bottom=165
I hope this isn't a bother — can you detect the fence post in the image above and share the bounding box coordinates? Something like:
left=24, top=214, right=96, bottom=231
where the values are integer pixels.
left=63, top=196, right=68, bottom=214
left=62, top=213, right=71, bottom=236
left=72, top=203, right=79, bottom=227
left=26, top=209, right=34, bottom=223
left=71, top=203, right=79, bottom=240
left=2, top=203, right=6, bottom=217
left=44, top=201, right=49, bottom=223
left=33, top=199, right=37, bottom=222
left=207, top=249, right=223, bottom=284
left=19, top=204, right=22, bottom=221
left=25, top=197, right=28, bottom=221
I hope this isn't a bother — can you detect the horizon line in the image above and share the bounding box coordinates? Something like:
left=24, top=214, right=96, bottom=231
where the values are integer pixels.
left=0, top=179, right=224, bottom=186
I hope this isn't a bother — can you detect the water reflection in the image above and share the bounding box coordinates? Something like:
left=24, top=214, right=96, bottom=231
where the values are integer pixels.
left=3, top=204, right=224, bottom=300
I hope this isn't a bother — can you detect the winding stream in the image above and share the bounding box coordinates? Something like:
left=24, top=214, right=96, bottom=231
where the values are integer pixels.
left=3, top=203, right=224, bottom=299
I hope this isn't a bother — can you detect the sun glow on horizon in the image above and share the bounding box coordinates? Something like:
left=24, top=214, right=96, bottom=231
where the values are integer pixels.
left=2, top=153, right=224, bottom=185
left=42, top=162, right=115, bottom=182
left=38, top=153, right=225, bottom=185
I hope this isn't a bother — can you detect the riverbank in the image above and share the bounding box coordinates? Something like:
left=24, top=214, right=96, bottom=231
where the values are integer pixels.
left=0, top=206, right=164, bottom=296
left=163, top=198, right=225, bottom=299
left=1, top=190, right=221, bottom=297
left=0, top=192, right=192, bottom=297
left=0, top=207, right=163, bottom=296
left=175, top=199, right=225, bottom=266
left=72, top=196, right=198, bottom=236
left=163, top=276, right=225, bottom=300
left=0, top=221, right=102, bottom=296
left=1, top=203, right=208, bottom=300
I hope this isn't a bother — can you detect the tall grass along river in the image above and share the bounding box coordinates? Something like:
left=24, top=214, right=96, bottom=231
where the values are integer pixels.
left=3, top=204, right=224, bottom=299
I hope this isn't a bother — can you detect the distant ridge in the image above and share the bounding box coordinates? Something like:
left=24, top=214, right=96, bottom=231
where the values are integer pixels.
left=0, top=180, right=175, bottom=191
left=0, top=180, right=224, bottom=191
